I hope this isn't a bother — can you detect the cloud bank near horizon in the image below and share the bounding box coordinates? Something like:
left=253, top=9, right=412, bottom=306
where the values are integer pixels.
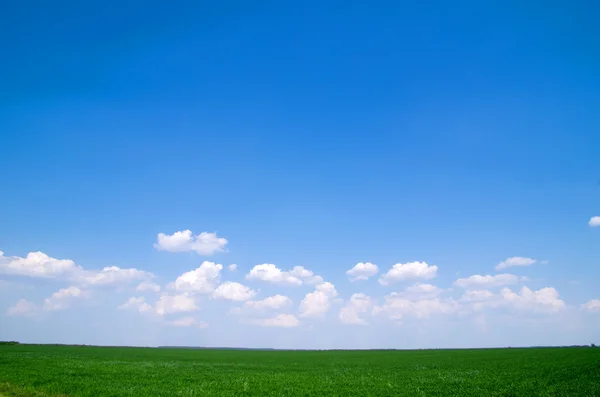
left=2, top=230, right=599, bottom=347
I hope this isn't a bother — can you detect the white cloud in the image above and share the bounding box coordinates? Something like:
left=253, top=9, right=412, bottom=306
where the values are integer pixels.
left=458, top=286, right=566, bottom=314
left=228, top=264, right=237, bottom=271
left=119, top=296, right=145, bottom=309
left=298, top=282, right=338, bottom=318
left=242, top=295, right=292, bottom=311
left=589, top=217, right=600, bottom=227
left=0, top=251, right=153, bottom=288
left=346, top=262, right=379, bottom=282
left=249, top=314, right=300, bottom=328
left=118, top=296, right=153, bottom=313
left=379, top=262, right=438, bottom=285
left=174, top=261, right=222, bottom=294
left=167, top=316, right=208, bottom=328
left=581, top=299, right=600, bottom=312
left=50, top=286, right=84, bottom=300
left=43, top=286, right=88, bottom=311
left=0, top=251, right=154, bottom=290
left=500, top=286, right=565, bottom=313
left=289, top=266, right=324, bottom=285
left=459, top=289, right=495, bottom=302
left=0, top=251, right=81, bottom=278
left=212, top=282, right=256, bottom=301
left=76, top=266, right=153, bottom=286
left=136, top=281, right=161, bottom=293
left=245, top=264, right=324, bottom=286
left=397, top=283, right=444, bottom=300
left=339, top=293, right=374, bottom=325
left=454, top=273, right=526, bottom=289
left=154, top=230, right=228, bottom=255
left=155, top=294, right=198, bottom=316
left=373, top=292, right=459, bottom=321
left=231, top=295, right=293, bottom=318
left=7, top=299, right=37, bottom=316
left=495, top=257, right=539, bottom=271
left=458, top=290, right=498, bottom=312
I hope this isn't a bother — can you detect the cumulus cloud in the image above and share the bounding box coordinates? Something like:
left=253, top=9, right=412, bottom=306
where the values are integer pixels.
left=118, top=296, right=153, bottom=313
left=7, top=298, right=37, bottom=316
left=458, top=290, right=498, bottom=312
left=289, top=266, right=324, bottom=285
left=212, top=282, right=256, bottom=301
left=76, top=266, right=153, bottom=286
left=50, top=287, right=84, bottom=300
left=230, top=295, right=293, bottom=318
left=0, top=251, right=154, bottom=290
left=247, top=264, right=299, bottom=285
left=246, top=264, right=323, bottom=286
left=8, top=287, right=90, bottom=316
left=495, top=257, right=540, bottom=271
left=459, top=289, right=495, bottom=302
left=589, top=217, right=600, bottom=227
left=249, top=314, right=300, bottom=327
left=298, top=282, right=338, bottom=318
left=459, top=286, right=566, bottom=314
left=167, top=316, right=208, bottom=328
left=119, top=296, right=145, bottom=309
left=174, top=261, right=222, bottom=294
left=228, top=264, right=237, bottom=271
left=154, top=230, right=227, bottom=255
left=339, top=293, right=374, bottom=325
left=230, top=295, right=295, bottom=325
left=136, top=281, right=161, bottom=293
left=454, top=274, right=526, bottom=289
left=241, top=295, right=292, bottom=311
left=346, top=262, right=379, bottom=282
left=373, top=294, right=458, bottom=321
left=379, top=262, right=438, bottom=285
left=500, top=286, right=565, bottom=313
left=581, top=299, right=600, bottom=312
left=155, top=294, right=198, bottom=316
left=0, top=251, right=81, bottom=278
left=43, top=286, right=88, bottom=311
left=397, top=283, right=444, bottom=300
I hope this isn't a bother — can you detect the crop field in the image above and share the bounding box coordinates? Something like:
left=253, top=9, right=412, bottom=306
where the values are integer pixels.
left=0, top=344, right=599, bottom=396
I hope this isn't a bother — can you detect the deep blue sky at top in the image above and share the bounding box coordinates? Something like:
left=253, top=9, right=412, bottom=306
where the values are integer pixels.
left=0, top=1, right=598, bottom=291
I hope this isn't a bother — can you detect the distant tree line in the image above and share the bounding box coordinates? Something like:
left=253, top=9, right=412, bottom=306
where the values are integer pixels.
left=0, top=341, right=597, bottom=348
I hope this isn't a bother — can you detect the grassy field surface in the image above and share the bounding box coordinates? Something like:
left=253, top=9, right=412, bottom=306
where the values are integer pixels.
left=0, top=344, right=599, bottom=396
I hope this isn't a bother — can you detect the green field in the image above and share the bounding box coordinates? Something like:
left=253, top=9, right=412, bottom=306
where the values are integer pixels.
left=1, top=344, right=599, bottom=396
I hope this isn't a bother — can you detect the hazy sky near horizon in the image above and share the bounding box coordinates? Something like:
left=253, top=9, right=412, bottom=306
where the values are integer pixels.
left=1, top=1, right=599, bottom=349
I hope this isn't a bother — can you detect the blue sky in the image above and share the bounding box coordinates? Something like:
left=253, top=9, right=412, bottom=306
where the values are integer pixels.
left=1, top=1, right=599, bottom=348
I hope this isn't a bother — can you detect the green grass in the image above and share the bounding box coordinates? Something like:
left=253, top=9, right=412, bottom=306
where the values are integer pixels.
left=1, top=345, right=599, bottom=396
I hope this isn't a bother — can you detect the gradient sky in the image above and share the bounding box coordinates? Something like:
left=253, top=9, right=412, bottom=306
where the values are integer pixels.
left=1, top=1, right=599, bottom=349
